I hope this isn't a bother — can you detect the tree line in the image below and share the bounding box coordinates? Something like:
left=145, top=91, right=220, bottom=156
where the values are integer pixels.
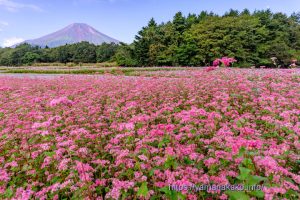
left=0, top=42, right=118, bottom=66
left=1, top=9, right=299, bottom=67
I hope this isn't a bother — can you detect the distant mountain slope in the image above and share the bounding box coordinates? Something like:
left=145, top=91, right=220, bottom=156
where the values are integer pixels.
left=16, top=23, right=120, bottom=47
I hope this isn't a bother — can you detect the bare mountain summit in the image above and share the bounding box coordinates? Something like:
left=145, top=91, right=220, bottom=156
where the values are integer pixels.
left=18, top=23, right=120, bottom=48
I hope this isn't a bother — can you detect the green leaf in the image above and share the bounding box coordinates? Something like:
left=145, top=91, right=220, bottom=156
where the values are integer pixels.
left=51, top=176, right=62, bottom=184
left=284, top=189, right=299, bottom=198
left=177, top=192, right=186, bottom=200
left=44, top=151, right=55, bottom=157
left=140, top=148, right=148, bottom=155
left=237, top=167, right=252, bottom=181
left=5, top=188, right=13, bottom=198
left=22, top=164, right=32, bottom=171
left=159, top=186, right=171, bottom=195
left=236, top=120, right=243, bottom=128
left=125, top=168, right=134, bottom=177
left=174, top=107, right=182, bottom=112
left=246, top=175, right=267, bottom=185
left=158, top=137, right=170, bottom=148
left=137, top=182, right=149, bottom=197
left=226, top=191, right=250, bottom=200
left=170, top=191, right=179, bottom=200
left=242, top=158, right=253, bottom=167
left=121, top=191, right=129, bottom=200
left=183, top=157, right=193, bottom=165
left=164, top=156, right=178, bottom=170
left=150, top=195, right=160, bottom=200
left=135, top=123, right=143, bottom=129
left=149, top=168, right=157, bottom=177
left=238, top=147, right=246, bottom=157
left=159, top=186, right=183, bottom=200
left=126, top=136, right=134, bottom=143
left=190, top=129, right=197, bottom=134
left=249, top=190, right=264, bottom=198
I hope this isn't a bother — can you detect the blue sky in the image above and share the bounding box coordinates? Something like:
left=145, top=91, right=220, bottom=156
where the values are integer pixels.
left=0, top=0, right=299, bottom=47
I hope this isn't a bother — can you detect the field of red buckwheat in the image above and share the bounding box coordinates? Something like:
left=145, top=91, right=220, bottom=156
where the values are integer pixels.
left=0, top=68, right=299, bottom=200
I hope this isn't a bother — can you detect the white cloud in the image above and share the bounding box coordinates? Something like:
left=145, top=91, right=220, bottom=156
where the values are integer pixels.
left=0, top=20, right=8, bottom=32
left=0, top=21, right=8, bottom=26
left=2, top=37, right=24, bottom=47
left=72, top=0, right=118, bottom=5
left=0, top=0, right=42, bottom=12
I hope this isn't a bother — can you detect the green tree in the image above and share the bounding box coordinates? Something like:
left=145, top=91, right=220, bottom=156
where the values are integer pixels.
left=133, top=18, right=159, bottom=66
left=71, top=42, right=96, bottom=63
left=56, top=45, right=72, bottom=63
left=96, top=43, right=119, bottom=62
left=21, top=52, right=40, bottom=65
left=115, top=43, right=137, bottom=66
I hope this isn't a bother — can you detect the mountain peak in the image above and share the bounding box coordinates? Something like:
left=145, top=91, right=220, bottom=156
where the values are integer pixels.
left=15, top=23, right=120, bottom=48
left=68, top=23, right=90, bottom=28
left=71, top=22, right=88, bottom=25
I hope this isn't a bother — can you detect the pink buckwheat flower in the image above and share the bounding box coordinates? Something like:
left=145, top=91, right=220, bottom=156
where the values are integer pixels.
left=49, top=96, right=73, bottom=107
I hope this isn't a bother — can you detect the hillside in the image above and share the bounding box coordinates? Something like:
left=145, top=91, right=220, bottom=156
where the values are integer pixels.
left=17, top=23, right=120, bottom=47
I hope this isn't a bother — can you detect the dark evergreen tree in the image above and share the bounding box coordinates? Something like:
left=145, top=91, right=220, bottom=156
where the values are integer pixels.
left=96, top=43, right=118, bottom=62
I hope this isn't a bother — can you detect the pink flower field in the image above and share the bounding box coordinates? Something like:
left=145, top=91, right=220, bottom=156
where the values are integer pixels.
left=0, top=69, right=299, bottom=200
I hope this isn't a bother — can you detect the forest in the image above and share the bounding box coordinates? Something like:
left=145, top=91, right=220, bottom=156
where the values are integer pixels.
left=0, top=9, right=299, bottom=67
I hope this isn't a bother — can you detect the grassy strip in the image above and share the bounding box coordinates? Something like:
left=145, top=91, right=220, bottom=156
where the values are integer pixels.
left=31, top=62, right=118, bottom=67
left=2, top=69, right=104, bottom=74
left=2, top=67, right=195, bottom=75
